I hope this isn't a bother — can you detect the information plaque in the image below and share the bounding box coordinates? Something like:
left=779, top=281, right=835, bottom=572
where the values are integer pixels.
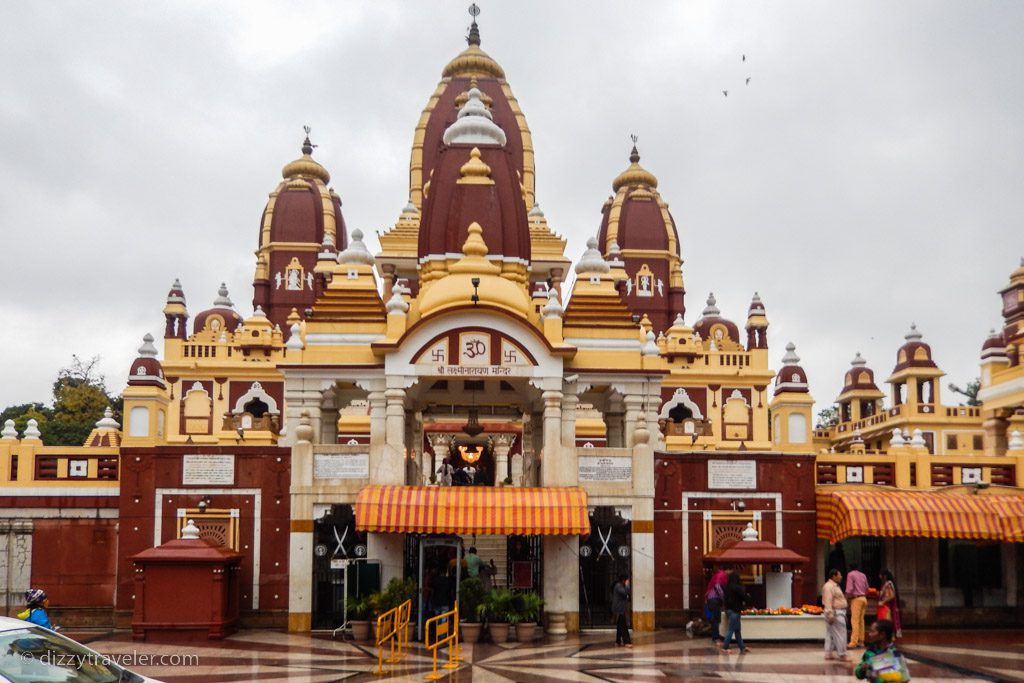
left=182, top=454, right=235, bottom=485
left=314, top=453, right=369, bottom=480
left=578, top=456, right=632, bottom=482
left=707, top=459, right=757, bottom=489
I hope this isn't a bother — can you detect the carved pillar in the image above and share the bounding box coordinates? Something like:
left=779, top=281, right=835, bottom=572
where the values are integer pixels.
left=492, top=433, right=516, bottom=485
left=514, top=414, right=531, bottom=486
left=380, top=388, right=407, bottom=485
left=427, top=433, right=450, bottom=484
left=606, top=394, right=625, bottom=448
left=541, top=390, right=563, bottom=487
left=623, top=394, right=644, bottom=449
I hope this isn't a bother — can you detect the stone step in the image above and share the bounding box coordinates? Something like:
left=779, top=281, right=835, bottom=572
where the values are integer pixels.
left=466, top=535, right=507, bottom=589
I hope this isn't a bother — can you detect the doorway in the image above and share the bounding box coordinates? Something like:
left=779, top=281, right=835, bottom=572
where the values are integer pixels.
left=311, top=505, right=374, bottom=630
left=578, top=506, right=631, bottom=628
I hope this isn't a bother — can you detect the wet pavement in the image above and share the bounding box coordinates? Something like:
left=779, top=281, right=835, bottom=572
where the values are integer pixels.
left=76, top=627, right=1024, bottom=682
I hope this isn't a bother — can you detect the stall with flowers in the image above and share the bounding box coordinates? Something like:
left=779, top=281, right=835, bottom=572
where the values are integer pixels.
left=704, top=524, right=823, bottom=640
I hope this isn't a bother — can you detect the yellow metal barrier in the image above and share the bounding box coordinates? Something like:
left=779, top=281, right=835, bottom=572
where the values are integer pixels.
left=373, top=599, right=412, bottom=676
left=423, top=599, right=463, bottom=681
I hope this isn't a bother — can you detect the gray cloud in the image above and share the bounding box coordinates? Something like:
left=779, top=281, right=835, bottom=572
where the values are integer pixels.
left=1, top=1, right=1020, bottom=417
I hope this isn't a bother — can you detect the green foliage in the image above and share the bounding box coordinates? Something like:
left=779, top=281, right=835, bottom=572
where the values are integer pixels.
left=458, top=577, right=487, bottom=622
left=512, top=591, right=544, bottom=624
left=347, top=594, right=372, bottom=620
left=0, top=356, right=122, bottom=446
left=477, top=587, right=516, bottom=623
left=371, top=576, right=417, bottom=615
left=816, top=406, right=839, bottom=429
left=948, top=378, right=981, bottom=406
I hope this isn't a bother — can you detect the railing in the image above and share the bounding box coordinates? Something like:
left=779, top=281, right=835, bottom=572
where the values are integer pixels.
left=373, top=598, right=412, bottom=676
left=423, top=600, right=462, bottom=681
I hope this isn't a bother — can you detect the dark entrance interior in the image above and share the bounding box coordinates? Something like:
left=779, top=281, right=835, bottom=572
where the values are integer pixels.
left=578, top=506, right=631, bottom=628
left=312, top=504, right=376, bottom=630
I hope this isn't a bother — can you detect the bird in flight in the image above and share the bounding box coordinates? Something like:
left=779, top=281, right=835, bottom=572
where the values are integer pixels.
left=746, top=77, right=751, bottom=85
left=742, top=54, right=746, bottom=62
left=722, top=90, right=728, bottom=97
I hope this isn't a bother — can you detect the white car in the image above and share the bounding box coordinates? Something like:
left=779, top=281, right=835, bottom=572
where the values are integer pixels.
left=0, top=616, right=163, bottom=683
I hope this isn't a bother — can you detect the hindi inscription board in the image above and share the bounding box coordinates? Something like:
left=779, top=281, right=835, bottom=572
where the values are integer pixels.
left=578, top=456, right=632, bottom=482
left=707, top=459, right=757, bottom=489
left=314, top=453, right=369, bottom=480
left=182, top=454, right=235, bottom=485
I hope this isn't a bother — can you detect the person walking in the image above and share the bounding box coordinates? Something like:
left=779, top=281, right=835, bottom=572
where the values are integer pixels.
left=854, top=619, right=911, bottom=681
left=611, top=574, right=632, bottom=648
left=877, top=569, right=903, bottom=639
left=704, top=566, right=729, bottom=643
left=18, top=588, right=56, bottom=630
left=719, top=570, right=751, bottom=654
left=465, top=546, right=483, bottom=578
left=845, top=563, right=869, bottom=649
left=822, top=568, right=850, bottom=661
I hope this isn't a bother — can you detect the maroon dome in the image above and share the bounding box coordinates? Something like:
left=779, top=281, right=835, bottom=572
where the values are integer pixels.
left=981, top=329, right=1007, bottom=360
left=127, top=334, right=165, bottom=388
left=693, top=293, right=741, bottom=347
left=840, top=353, right=882, bottom=395
left=774, top=343, right=809, bottom=395
left=193, top=283, right=244, bottom=336
left=892, top=324, right=938, bottom=373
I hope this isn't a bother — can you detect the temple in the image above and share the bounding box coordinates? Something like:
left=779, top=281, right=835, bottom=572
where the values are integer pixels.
left=1, top=9, right=1022, bottom=634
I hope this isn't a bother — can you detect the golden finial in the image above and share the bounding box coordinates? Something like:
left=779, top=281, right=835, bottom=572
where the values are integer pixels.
left=462, top=221, right=489, bottom=257
left=457, top=147, right=494, bottom=185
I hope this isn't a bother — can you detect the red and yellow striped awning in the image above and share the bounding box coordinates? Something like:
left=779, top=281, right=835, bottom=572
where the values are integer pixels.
left=816, top=489, right=1024, bottom=543
left=355, top=485, right=590, bottom=536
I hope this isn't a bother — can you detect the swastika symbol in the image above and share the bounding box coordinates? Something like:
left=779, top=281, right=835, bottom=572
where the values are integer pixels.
left=431, top=348, right=446, bottom=362
left=503, top=348, right=518, bottom=364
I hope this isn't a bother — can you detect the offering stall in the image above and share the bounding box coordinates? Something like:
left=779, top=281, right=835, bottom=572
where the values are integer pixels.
left=705, top=523, right=823, bottom=640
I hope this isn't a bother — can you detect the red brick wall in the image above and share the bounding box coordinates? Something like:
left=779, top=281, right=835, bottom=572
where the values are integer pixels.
left=31, top=518, right=117, bottom=607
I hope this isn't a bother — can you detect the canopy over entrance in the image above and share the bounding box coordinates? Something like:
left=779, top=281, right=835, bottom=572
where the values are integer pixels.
left=816, top=488, right=1024, bottom=543
left=703, top=540, right=809, bottom=565
left=355, top=485, right=590, bottom=536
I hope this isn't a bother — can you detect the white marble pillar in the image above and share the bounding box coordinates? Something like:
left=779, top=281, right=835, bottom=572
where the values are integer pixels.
left=380, top=388, right=406, bottom=485
left=543, top=535, right=580, bottom=634
left=623, top=394, right=644, bottom=449
left=492, top=433, right=515, bottom=485
left=288, top=413, right=315, bottom=631
left=540, top=390, right=563, bottom=486
left=282, top=381, right=323, bottom=447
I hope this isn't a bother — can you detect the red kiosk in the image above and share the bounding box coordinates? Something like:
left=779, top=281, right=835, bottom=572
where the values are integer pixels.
left=131, top=519, right=243, bottom=641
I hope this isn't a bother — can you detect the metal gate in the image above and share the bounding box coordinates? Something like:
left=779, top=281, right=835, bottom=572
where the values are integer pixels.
left=312, top=505, right=372, bottom=630
left=507, top=534, right=542, bottom=591
left=578, top=506, right=631, bottom=628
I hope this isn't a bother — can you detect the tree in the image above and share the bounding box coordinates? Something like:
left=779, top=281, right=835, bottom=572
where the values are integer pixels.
left=816, top=406, right=839, bottom=429
left=948, top=378, right=981, bottom=406
left=0, top=356, right=122, bottom=446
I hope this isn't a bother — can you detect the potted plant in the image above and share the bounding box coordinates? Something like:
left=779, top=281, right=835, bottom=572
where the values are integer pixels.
left=369, top=577, right=417, bottom=641
left=458, top=577, right=487, bottom=644
left=478, top=587, right=516, bottom=644
left=347, top=594, right=373, bottom=641
left=512, top=591, right=544, bottom=642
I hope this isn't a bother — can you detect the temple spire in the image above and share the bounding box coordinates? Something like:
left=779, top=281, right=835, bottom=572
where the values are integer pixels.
left=467, top=4, right=481, bottom=46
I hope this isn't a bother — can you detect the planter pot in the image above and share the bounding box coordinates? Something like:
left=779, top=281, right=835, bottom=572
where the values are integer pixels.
left=487, top=621, right=510, bottom=644
left=461, top=621, right=483, bottom=644
left=350, top=620, right=371, bottom=641
left=514, top=622, right=537, bottom=642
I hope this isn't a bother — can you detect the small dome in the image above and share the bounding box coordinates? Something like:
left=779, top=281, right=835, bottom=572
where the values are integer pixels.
left=281, top=134, right=330, bottom=184
left=575, top=237, right=611, bottom=275
left=693, top=293, right=740, bottom=347
left=774, top=342, right=809, bottom=395
left=892, top=323, right=938, bottom=372
left=165, top=278, right=186, bottom=307
left=840, top=352, right=882, bottom=395
left=747, top=292, right=766, bottom=318
left=193, top=283, right=244, bottom=336
left=338, top=229, right=376, bottom=265
left=442, top=86, right=507, bottom=146
left=128, top=333, right=166, bottom=387
left=981, top=329, right=1007, bottom=360
left=611, top=145, right=658, bottom=192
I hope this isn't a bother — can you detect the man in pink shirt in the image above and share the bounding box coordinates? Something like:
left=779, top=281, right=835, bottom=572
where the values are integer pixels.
left=845, top=564, right=869, bottom=648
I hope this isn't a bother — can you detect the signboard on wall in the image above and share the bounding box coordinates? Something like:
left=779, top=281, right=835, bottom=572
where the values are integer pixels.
left=182, top=454, right=235, bottom=485
left=314, top=453, right=369, bottom=480
left=707, top=459, right=757, bottom=489
left=578, top=456, right=632, bottom=482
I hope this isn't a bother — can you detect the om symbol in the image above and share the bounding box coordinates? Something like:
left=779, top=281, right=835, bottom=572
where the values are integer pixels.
left=464, top=339, right=487, bottom=359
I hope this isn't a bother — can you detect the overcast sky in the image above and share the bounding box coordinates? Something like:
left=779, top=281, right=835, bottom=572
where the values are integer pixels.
left=1, top=1, right=1021, bottom=419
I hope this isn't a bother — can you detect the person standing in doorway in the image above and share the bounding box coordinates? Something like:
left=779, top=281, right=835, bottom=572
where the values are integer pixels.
left=845, top=563, right=869, bottom=649
left=822, top=568, right=850, bottom=661
left=611, top=574, right=632, bottom=648
left=720, top=570, right=751, bottom=654
left=465, top=546, right=483, bottom=578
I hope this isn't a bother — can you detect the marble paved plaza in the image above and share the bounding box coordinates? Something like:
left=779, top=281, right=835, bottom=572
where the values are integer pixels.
left=78, top=628, right=1024, bottom=682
